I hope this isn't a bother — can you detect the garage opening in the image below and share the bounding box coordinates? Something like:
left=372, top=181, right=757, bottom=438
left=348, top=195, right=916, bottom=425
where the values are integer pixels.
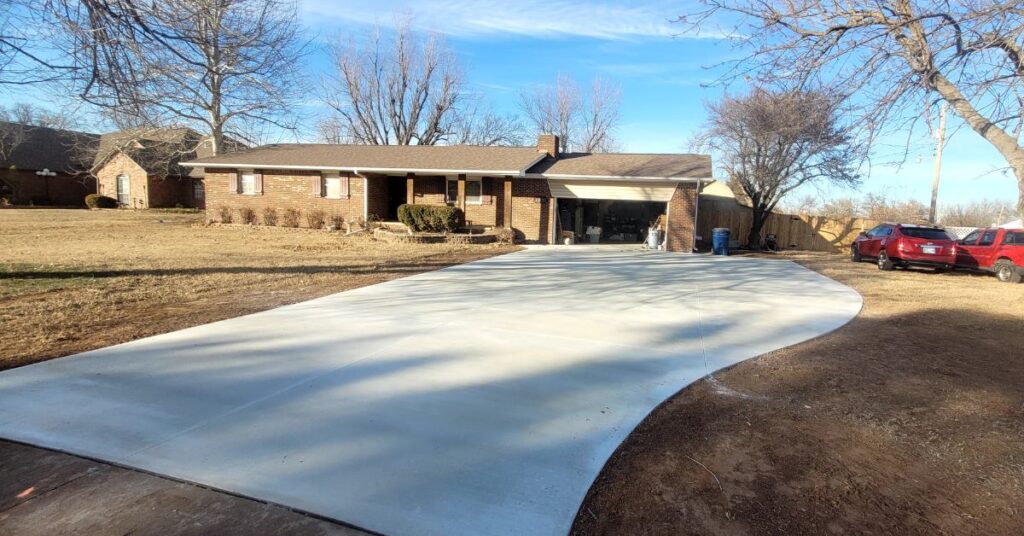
left=556, top=198, right=666, bottom=244
left=548, top=178, right=674, bottom=245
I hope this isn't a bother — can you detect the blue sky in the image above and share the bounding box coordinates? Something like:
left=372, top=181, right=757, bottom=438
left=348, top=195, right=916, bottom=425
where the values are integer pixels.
left=4, top=0, right=1018, bottom=207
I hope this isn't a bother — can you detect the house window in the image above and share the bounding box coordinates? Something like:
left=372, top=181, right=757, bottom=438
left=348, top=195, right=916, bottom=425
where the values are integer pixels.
left=466, top=178, right=482, bottom=205
left=324, top=174, right=347, bottom=199
left=446, top=177, right=482, bottom=205
left=116, top=174, right=130, bottom=206
left=240, top=171, right=256, bottom=195
left=192, top=180, right=205, bottom=200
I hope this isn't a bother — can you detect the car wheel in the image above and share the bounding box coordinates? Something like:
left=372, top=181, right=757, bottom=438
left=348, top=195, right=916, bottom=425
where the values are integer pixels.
left=851, top=245, right=862, bottom=262
left=877, top=251, right=895, bottom=271
left=994, top=260, right=1023, bottom=283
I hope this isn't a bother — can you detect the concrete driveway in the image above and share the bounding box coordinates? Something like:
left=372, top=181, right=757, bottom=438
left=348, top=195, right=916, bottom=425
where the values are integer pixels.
left=0, top=247, right=861, bottom=536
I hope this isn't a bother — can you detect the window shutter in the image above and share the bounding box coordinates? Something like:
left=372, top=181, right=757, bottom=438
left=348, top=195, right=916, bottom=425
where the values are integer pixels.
left=254, top=171, right=263, bottom=195
left=228, top=171, right=239, bottom=193
left=312, top=174, right=323, bottom=197
left=340, top=175, right=350, bottom=199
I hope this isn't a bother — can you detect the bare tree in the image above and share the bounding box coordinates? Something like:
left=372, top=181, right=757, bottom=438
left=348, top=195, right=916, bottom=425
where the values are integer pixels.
left=322, top=22, right=463, bottom=146
left=46, top=0, right=308, bottom=154
left=861, top=193, right=930, bottom=223
left=1, top=0, right=74, bottom=85
left=519, top=74, right=621, bottom=153
left=0, top=102, right=77, bottom=130
left=450, top=98, right=526, bottom=146
left=680, top=1, right=1024, bottom=219
left=941, top=199, right=1017, bottom=227
left=696, top=88, right=860, bottom=247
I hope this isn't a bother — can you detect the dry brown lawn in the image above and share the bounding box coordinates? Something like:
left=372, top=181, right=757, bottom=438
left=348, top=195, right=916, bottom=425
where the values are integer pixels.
left=0, top=209, right=516, bottom=370
left=574, top=251, right=1024, bottom=536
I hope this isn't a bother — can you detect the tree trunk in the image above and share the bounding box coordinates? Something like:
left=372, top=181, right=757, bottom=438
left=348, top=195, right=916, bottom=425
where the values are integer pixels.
left=748, top=205, right=768, bottom=249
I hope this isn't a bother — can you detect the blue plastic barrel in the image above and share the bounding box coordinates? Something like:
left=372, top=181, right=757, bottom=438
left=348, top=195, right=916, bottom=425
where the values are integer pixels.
left=712, top=228, right=731, bottom=255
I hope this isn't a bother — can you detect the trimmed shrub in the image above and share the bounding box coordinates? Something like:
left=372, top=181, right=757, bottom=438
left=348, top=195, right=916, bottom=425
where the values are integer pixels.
left=495, top=227, right=515, bottom=244
left=281, top=208, right=300, bottom=227
left=328, top=214, right=344, bottom=230
left=262, top=207, right=278, bottom=226
left=217, top=205, right=233, bottom=223
left=397, top=204, right=463, bottom=232
left=85, top=194, right=118, bottom=209
left=306, top=209, right=327, bottom=229
left=239, top=207, right=257, bottom=225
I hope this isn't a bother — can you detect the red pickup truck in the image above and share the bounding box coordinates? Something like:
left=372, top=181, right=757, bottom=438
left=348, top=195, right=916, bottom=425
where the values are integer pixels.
left=955, top=227, right=1024, bottom=283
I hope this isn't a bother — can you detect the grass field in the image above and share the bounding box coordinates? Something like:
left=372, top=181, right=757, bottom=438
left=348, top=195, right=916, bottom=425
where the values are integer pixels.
left=0, top=209, right=516, bottom=370
left=575, top=252, right=1024, bottom=535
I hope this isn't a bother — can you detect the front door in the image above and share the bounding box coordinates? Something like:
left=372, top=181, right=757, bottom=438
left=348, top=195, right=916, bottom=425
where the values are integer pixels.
left=386, top=176, right=407, bottom=220
left=116, top=174, right=130, bottom=206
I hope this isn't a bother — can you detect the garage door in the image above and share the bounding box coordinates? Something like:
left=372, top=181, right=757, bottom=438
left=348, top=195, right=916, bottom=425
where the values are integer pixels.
left=547, top=179, right=676, bottom=201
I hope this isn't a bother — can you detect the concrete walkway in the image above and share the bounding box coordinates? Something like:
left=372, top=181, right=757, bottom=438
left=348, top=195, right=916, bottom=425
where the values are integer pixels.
left=0, top=248, right=861, bottom=536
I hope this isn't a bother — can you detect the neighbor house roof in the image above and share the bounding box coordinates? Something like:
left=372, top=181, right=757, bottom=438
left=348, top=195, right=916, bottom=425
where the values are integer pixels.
left=527, top=153, right=712, bottom=179
left=93, top=128, right=245, bottom=178
left=183, top=144, right=548, bottom=175
left=0, top=122, right=99, bottom=173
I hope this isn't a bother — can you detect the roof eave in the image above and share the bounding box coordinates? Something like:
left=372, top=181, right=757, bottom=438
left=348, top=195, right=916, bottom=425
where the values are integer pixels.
left=527, top=173, right=713, bottom=182
left=181, top=161, right=527, bottom=176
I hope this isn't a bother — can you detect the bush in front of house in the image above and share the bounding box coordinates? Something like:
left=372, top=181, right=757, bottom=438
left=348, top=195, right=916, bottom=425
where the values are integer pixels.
left=217, top=205, right=233, bottom=223
left=306, top=209, right=327, bottom=229
left=262, top=207, right=278, bottom=226
left=397, top=204, right=463, bottom=232
left=281, top=208, right=301, bottom=227
left=495, top=227, right=516, bottom=244
left=239, top=207, right=257, bottom=225
left=328, top=214, right=344, bottom=230
left=85, top=194, right=118, bottom=209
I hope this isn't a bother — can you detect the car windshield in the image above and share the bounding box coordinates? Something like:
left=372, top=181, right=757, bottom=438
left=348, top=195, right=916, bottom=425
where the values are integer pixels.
left=900, top=227, right=951, bottom=240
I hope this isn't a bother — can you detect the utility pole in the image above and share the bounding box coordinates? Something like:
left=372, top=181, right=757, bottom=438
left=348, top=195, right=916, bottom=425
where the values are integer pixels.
left=929, top=103, right=947, bottom=224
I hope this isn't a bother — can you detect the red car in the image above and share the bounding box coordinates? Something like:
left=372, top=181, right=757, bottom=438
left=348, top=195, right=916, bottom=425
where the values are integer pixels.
left=851, top=223, right=957, bottom=270
left=954, top=227, right=1024, bottom=283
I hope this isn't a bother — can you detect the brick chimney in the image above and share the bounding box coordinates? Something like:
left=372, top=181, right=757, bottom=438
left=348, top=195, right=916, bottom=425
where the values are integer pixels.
left=536, top=134, right=559, bottom=158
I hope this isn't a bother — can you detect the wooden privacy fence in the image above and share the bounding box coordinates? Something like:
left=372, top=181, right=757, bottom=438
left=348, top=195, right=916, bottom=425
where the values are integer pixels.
left=697, top=197, right=879, bottom=253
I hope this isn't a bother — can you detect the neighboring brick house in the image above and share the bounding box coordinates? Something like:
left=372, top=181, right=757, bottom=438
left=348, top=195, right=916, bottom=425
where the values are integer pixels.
left=91, top=128, right=238, bottom=209
left=0, top=121, right=99, bottom=206
left=183, top=135, right=712, bottom=252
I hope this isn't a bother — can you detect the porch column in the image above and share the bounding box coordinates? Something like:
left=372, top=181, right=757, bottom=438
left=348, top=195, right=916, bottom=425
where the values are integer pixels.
left=406, top=173, right=415, bottom=205
left=503, top=176, right=513, bottom=228
left=457, top=174, right=467, bottom=212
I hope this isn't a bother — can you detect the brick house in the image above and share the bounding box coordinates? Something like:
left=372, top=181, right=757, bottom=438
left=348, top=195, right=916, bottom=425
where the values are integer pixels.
left=0, top=121, right=99, bottom=206
left=183, top=135, right=711, bottom=252
left=91, top=128, right=234, bottom=209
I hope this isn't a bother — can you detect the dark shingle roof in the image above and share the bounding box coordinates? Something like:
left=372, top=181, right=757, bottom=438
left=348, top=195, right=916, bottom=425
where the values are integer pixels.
left=183, top=144, right=547, bottom=174
left=0, top=122, right=99, bottom=173
left=93, top=128, right=231, bottom=178
left=527, top=153, right=712, bottom=178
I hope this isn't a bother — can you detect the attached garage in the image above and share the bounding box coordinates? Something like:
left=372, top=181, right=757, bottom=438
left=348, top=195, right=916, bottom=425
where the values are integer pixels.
left=549, top=179, right=677, bottom=244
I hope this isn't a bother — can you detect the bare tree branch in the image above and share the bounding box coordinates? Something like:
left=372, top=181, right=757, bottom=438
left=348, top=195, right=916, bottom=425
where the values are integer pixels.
left=678, top=0, right=1024, bottom=218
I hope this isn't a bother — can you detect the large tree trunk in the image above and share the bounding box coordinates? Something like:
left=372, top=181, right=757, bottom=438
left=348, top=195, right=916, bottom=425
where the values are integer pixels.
left=748, top=205, right=769, bottom=249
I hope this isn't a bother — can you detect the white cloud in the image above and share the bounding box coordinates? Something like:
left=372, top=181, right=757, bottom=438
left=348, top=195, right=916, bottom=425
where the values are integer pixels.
left=300, top=0, right=719, bottom=40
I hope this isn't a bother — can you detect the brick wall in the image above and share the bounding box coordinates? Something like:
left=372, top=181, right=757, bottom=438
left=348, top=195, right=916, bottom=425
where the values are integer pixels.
left=96, top=152, right=150, bottom=208
left=463, top=177, right=499, bottom=228
left=511, top=178, right=552, bottom=243
left=205, top=169, right=366, bottom=225
left=411, top=176, right=446, bottom=205
left=147, top=176, right=201, bottom=208
left=666, top=182, right=698, bottom=252
left=0, top=169, right=94, bottom=206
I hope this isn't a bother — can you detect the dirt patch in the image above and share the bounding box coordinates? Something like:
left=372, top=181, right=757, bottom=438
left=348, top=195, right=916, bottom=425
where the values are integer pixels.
left=573, top=252, right=1024, bottom=535
left=0, top=209, right=517, bottom=370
